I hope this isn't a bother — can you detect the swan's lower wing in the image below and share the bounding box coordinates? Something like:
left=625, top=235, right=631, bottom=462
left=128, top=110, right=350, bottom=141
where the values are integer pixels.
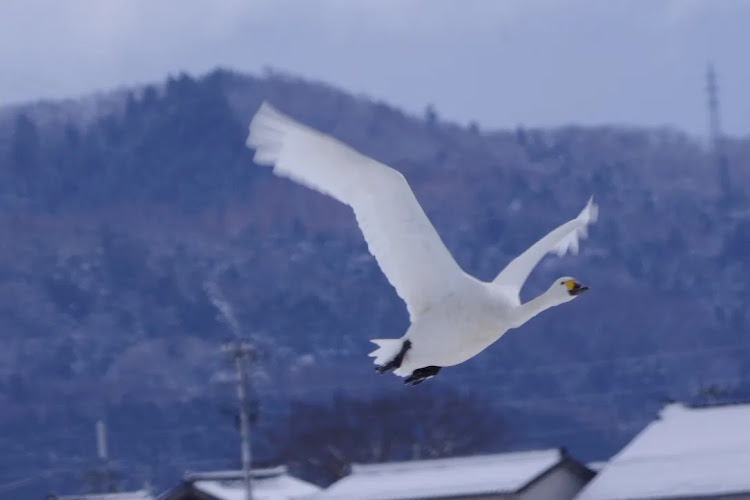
left=247, top=103, right=467, bottom=320
left=493, top=197, right=598, bottom=296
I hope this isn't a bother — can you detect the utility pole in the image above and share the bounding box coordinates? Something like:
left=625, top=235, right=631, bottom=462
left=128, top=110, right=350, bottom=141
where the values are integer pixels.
left=97, top=419, right=118, bottom=492
left=206, top=275, right=257, bottom=500
left=222, top=341, right=255, bottom=500
left=706, top=61, right=731, bottom=202
left=83, top=420, right=118, bottom=493
left=96, top=420, right=108, bottom=465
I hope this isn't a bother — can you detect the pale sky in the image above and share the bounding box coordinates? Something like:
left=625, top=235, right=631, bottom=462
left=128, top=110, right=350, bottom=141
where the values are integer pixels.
left=1, top=0, right=748, bottom=137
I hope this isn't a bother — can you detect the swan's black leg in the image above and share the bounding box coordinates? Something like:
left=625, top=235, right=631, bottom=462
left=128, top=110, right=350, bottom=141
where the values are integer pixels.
left=404, top=365, right=442, bottom=386
left=376, top=340, right=412, bottom=374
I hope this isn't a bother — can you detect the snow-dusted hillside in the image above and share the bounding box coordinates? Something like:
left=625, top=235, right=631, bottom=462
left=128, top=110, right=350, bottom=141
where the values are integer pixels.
left=2, top=68, right=750, bottom=496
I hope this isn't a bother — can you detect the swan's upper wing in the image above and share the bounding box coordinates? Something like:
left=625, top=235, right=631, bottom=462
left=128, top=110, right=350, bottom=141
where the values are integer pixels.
left=492, top=197, right=598, bottom=295
left=247, top=102, right=467, bottom=320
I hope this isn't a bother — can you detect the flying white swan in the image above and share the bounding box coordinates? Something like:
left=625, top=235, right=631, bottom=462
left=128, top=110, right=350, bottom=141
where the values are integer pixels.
left=246, top=102, right=598, bottom=385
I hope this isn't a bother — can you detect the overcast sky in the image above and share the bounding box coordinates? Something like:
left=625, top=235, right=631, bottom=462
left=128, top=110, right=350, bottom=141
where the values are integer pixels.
left=1, top=0, right=748, bottom=137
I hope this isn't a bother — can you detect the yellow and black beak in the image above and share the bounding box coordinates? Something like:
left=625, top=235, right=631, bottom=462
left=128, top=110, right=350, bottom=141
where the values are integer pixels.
left=566, top=280, right=589, bottom=296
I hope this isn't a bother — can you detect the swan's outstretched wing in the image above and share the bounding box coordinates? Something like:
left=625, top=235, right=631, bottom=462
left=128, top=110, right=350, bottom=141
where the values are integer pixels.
left=247, top=102, right=466, bottom=320
left=493, top=197, right=598, bottom=296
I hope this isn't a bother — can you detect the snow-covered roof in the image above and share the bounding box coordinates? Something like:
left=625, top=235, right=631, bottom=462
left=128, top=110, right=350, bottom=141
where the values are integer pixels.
left=183, top=466, right=320, bottom=500
left=311, top=449, right=567, bottom=500
left=586, top=461, right=607, bottom=472
left=576, top=401, right=750, bottom=499
left=53, top=490, right=154, bottom=500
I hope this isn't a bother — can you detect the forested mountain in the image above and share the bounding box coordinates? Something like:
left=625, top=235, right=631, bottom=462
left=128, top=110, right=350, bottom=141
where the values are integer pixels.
left=1, top=68, right=750, bottom=497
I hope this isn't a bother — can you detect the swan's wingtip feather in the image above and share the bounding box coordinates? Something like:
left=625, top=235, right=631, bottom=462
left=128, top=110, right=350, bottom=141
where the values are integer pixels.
left=257, top=100, right=276, bottom=114
left=588, top=196, right=599, bottom=223
left=246, top=101, right=294, bottom=166
left=252, top=101, right=283, bottom=124
left=580, top=195, right=599, bottom=224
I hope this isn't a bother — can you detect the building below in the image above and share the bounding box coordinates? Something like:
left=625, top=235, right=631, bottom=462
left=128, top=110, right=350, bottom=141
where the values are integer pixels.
left=161, top=466, right=321, bottom=500
left=310, top=448, right=594, bottom=500
left=576, top=401, right=750, bottom=499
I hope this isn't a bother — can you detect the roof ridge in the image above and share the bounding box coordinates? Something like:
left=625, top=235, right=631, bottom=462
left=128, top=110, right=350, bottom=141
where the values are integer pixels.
left=349, top=449, right=562, bottom=474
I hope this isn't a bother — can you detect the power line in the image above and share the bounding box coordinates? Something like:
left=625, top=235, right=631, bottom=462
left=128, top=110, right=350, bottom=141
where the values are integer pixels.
left=0, top=474, right=42, bottom=494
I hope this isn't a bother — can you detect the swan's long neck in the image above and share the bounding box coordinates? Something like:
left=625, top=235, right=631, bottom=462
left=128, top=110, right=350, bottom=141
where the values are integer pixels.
left=511, top=290, right=564, bottom=327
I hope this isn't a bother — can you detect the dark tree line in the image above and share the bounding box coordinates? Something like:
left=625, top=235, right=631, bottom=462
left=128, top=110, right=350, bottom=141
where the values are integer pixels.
left=259, top=387, right=510, bottom=485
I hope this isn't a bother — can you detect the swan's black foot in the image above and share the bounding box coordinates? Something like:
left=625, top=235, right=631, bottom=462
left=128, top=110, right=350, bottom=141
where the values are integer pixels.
left=376, top=340, right=412, bottom=374
left=404, top=365, right=441, bottom=386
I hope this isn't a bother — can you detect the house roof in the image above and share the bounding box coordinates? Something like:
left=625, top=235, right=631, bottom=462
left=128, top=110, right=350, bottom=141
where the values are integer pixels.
left=310, top=448, right=571, bottom=500
left=182, top=466, right=320, bottom=500
left=576, top=401, right=750, bottom=499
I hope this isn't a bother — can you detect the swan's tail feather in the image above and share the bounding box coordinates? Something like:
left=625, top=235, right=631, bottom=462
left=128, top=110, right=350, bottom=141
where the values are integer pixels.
left=368, top=339, right=403, bottom=367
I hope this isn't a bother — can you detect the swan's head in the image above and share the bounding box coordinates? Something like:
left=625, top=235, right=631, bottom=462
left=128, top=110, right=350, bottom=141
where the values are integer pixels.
left=551, top=276, right=589, bottom=302
left=511, top=276, right=590, bottom=327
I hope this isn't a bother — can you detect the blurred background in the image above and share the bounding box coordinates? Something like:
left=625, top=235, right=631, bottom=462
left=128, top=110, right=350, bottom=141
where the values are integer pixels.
left=1, top=1, right=749, bottom=498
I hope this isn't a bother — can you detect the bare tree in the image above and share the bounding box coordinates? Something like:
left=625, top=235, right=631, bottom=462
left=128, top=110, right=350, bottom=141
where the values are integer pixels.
left=270, top=387, right=511, bottom=485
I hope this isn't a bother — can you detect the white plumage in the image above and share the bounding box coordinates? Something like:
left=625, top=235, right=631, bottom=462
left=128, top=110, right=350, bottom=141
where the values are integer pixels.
left=247, top=102, right=598, bottom=385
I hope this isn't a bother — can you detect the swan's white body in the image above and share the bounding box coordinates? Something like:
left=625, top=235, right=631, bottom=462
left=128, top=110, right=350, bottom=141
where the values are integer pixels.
left=246, top=103, right=598, bottom=381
